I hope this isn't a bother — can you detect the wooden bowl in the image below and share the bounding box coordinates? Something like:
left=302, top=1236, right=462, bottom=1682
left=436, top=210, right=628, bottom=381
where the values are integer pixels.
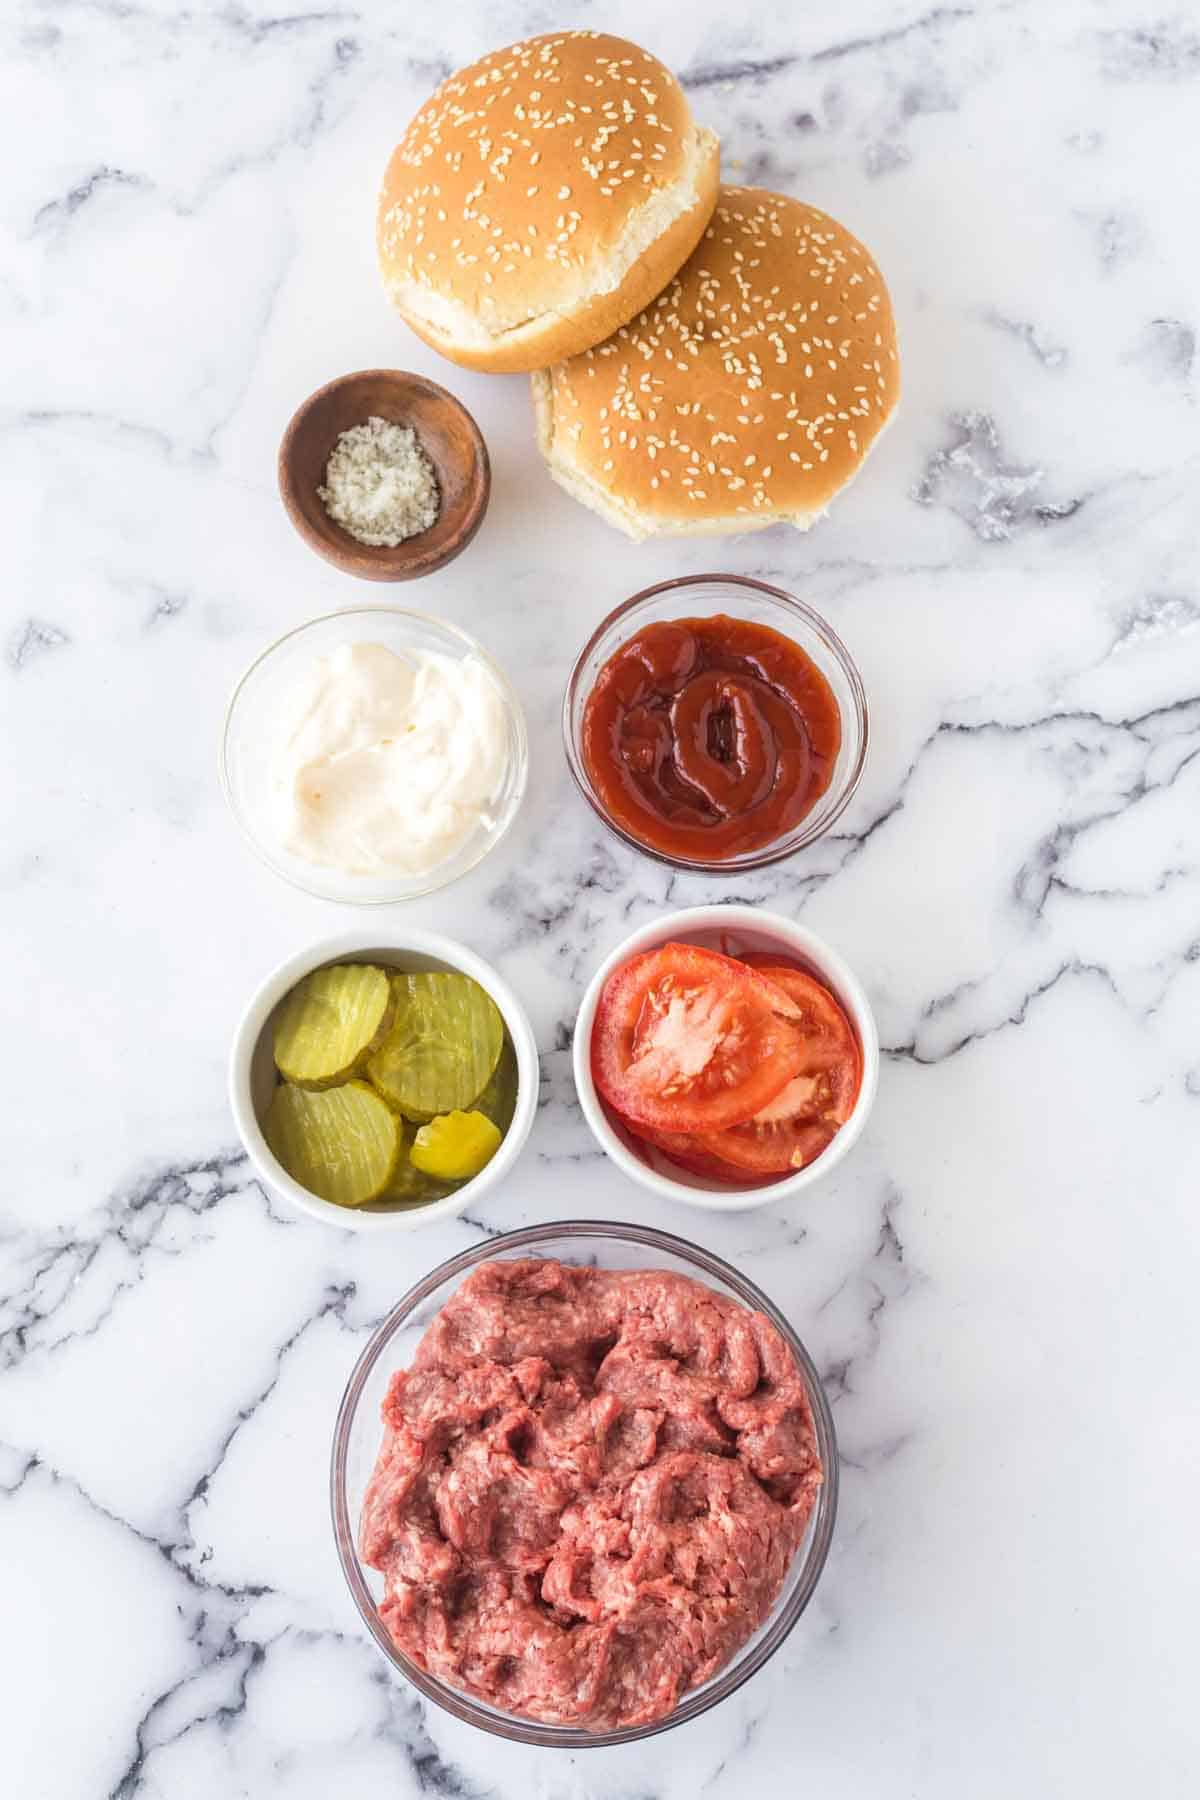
left=278, top=370, right=490, bottom=581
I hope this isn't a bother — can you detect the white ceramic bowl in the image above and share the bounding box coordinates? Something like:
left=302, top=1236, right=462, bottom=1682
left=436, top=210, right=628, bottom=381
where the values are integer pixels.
left=221, top=607, right=528, bottom=904
left=229, top=929, right=539, bottom=1231
left=572, top=905, right=878, bottom=1212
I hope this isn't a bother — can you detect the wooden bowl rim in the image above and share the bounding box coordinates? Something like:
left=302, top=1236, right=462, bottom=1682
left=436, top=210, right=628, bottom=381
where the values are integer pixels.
left=277, top=369, right=491, bottom=582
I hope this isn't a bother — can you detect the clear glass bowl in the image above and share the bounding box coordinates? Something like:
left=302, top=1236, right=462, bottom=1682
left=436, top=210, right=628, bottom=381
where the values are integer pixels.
left=331, top=1220, right=838, bottom=1748
left=563, top=574, right=868, bottom=873
left=221, top=607, right=528, bottom=903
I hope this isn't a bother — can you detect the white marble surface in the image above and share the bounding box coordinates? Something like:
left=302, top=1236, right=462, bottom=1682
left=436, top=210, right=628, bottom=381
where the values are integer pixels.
left=3, top=1, right=1199, bottom=1793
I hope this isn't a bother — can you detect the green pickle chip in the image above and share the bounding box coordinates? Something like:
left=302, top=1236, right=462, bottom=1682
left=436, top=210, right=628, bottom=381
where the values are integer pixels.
left=264, top=1079, right=400, bottom=1207
left=410, top=1110, right=503, bottom=1182
left=266, top=964, right=514, bottom=1211
left=376, top=1119, right=455, bottom=1209
left=367, top=972, right=504, bottom=1121
left=474, top=1036, right=519, bottom=1134
left=273, top=963, right=392, bottom=1089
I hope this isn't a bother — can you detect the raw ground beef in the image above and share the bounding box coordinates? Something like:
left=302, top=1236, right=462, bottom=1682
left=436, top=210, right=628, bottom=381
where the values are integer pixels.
left=359, top=1258, right=822, bottom=1730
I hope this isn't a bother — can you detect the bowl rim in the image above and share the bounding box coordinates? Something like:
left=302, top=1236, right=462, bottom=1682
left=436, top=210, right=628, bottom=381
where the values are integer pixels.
left=219, top=603, right=529, bottom=904
left=227, top=927, right=539, bottom=1232
left=277, top=367, right=490, bottom=581
left=572, top=905, right=879, bottom=1211
left=561, top=572, right=869, bottom=874
left=330, top=1217, right=839, bottom=1747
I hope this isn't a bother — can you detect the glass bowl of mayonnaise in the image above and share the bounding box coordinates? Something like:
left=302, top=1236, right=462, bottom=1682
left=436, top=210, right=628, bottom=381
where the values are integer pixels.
left=221, top=607, right=528, bottom=903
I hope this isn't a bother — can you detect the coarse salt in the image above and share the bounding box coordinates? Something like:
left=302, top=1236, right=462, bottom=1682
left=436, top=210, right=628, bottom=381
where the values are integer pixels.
left=318, top=416, right=440, bottom=548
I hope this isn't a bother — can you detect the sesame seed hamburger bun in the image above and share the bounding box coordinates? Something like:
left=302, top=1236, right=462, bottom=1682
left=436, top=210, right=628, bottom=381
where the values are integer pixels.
left=377, top=32, right=720, bottom=375
left=532, top=186, right=900, bottom=538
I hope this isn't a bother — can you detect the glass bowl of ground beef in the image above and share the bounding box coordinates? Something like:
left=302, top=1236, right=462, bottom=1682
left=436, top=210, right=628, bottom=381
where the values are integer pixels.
left=331, top=1220, right=837, bottom=1747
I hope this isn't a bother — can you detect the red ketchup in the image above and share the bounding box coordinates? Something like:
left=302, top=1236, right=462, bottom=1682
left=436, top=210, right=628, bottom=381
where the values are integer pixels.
left=581, top=614, right=841, bottom=861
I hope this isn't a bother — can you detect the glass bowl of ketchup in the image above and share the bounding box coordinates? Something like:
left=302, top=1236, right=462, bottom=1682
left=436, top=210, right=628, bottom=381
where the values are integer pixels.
left=563, top=574, right=867, bottom=872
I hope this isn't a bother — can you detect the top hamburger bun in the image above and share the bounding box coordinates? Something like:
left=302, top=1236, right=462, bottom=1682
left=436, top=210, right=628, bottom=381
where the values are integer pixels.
left=377, top=32, right=720, bottom=375
left=532, top=186, right=900, bottom=538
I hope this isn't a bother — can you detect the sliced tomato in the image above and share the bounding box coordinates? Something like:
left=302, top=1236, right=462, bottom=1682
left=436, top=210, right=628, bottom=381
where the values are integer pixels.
left=661, top=1144, right=768, bottom=1184
left=591, top=943, right=806, bottom=1133
left=698, top=1117, right=836, bottom=1176
left=615, top=1115, right=766, bottom=1185
left=722, top=947, right=821, bottom=976
left=738, top=949, right=808, bottom=972
left=696, top=963, right=862, bottom=1174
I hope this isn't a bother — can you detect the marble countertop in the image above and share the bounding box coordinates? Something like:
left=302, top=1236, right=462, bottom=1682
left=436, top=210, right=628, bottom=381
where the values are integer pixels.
left=4, top=1, right=1199, bottom=1794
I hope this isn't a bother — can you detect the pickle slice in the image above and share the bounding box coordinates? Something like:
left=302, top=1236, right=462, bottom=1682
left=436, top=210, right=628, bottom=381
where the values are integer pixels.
left=474, top=1035, right=519, bottom=1134
left=264, top=1079, right=400, bottom=1207
left=273, top=963, right=392, bottom=1089
left=377, top=1121, right=457, bottom=1209
left=410, top=1110, right=502, bottom=1181
left=367, top=973, right=504, bottom=1121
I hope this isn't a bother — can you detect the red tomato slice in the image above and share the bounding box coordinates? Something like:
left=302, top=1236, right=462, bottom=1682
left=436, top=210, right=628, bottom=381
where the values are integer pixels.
left=696, top=963, right=862, bottom=1174
left=698, top=1117, right=836, bottom=1176
left=591, top=943, right=806, bottom=1133
left=660, top=1144, right=768, bottom=1184
left=614, top=1115, right=766, bottom=1185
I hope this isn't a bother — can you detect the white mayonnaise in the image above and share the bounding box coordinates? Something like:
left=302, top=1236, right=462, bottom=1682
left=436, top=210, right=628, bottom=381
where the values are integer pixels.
left=270, top=641, right=509, bottom=876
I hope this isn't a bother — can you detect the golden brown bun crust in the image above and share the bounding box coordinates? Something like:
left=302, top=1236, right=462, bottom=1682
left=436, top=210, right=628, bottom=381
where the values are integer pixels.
left=378, top=32, right=720, bottom=374
left=397, top=143, right=719, bottom=375
left=533, top=186, right=901, bottom=538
